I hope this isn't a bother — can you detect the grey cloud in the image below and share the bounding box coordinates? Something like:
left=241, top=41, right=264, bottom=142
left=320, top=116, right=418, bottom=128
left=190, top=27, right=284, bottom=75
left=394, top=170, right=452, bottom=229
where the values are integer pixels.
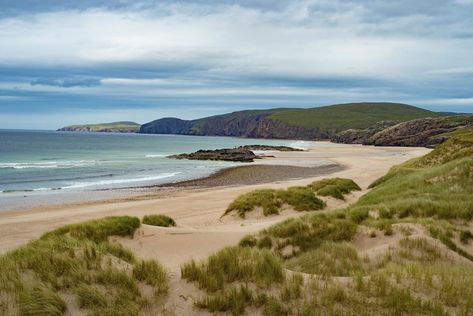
left=30, top=78, right=101, bottom=88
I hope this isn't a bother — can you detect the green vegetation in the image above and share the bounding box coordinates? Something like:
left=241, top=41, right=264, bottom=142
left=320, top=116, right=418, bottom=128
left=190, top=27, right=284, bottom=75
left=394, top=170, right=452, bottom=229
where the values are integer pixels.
left=360, top=132, right=473, bottom=221
left=286, top=242, right=363, bottom=276
left=225, top=178, right=361, bottom=217
left=59, top=121, right=140, bottom=133
left=259, top=213, right=358, bottom=256
left=225, top=187, right=325, bottom=218
left=185, top=131, right=473, bottom=315
left=181, top=246, right=284, bottom=292
left=140, top=102, right=440, bottom=140
left=226, top=189, right=282, bottom=217
left=0, top=216, right=168, bottom=315
left=309, top=177, right=361, bottom=200
left=142, top=214, right=176, bottom=227
left=269, top=102, right=438, bottom=131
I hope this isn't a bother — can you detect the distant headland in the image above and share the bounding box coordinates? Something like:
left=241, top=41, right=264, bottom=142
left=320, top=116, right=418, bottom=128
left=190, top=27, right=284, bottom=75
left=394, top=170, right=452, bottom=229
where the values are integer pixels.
left=58, top=102, right=473, bottom=147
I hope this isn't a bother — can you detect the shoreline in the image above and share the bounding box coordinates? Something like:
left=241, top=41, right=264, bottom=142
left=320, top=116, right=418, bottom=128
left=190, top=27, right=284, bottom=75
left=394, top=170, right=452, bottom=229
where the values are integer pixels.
left=156, top=163, right=344, bottom=188
left=0, top=159, right=341, bottom=215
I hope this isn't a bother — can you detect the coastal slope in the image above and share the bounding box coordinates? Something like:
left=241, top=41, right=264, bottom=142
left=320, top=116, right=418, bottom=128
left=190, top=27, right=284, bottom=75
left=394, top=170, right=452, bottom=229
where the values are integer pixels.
left=139, top=102, right=438, bottom=139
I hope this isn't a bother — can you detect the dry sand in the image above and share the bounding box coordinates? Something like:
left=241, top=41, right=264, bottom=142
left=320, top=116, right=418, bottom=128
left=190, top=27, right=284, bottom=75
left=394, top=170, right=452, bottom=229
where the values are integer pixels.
left=0, top=142, right=429, bottom=271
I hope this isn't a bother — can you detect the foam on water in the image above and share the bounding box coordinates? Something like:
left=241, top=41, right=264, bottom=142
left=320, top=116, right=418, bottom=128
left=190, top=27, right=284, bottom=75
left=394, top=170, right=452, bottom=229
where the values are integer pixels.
left=61, top=172, right=181, bottom=189
left=288, top=140, right=311, bottom=150
left=0, top=160, right=96, bottom=169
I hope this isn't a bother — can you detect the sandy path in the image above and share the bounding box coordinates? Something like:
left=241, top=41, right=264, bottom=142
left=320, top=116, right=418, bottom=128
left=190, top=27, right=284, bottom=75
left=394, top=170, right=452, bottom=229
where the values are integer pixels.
left=0, top=142, right=429, bottom=269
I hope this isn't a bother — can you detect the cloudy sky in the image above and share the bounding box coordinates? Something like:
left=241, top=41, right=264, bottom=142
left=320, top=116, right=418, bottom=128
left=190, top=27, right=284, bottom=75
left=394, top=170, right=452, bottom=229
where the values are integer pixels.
left=0, top=0, right=472, bottom=129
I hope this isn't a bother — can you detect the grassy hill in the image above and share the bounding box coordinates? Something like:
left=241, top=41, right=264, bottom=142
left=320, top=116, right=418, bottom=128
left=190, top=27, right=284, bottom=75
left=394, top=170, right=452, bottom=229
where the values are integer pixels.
left=58, top=121, right=140, bottom=133
left=140, top=102, right=439, bottom=139
left=269, top=102, right=439, bottom=130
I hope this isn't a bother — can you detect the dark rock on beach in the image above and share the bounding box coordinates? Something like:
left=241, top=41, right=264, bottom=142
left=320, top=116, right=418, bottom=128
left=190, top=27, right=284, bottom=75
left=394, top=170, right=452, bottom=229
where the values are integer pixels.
left=169, top=148, right=260, bottom=162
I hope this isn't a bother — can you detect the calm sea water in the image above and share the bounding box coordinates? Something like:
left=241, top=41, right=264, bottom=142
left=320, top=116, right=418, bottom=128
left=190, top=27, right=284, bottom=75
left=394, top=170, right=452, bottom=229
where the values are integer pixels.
left=0, top=130, right=304, bottom=194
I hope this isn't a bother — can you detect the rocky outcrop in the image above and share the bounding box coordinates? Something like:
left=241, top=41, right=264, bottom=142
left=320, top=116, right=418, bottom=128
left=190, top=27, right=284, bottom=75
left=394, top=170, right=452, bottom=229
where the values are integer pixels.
left=331, top=121, right=400, bottom=144
left=332, top=116, right=473, bottom=147
left=368, top=116, right=473, bottom=147
left=169, top=148, right=260, bottom=162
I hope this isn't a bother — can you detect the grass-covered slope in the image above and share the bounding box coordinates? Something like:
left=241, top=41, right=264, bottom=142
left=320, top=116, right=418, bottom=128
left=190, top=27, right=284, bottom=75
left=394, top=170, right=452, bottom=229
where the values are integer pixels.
left=0, top=216, right=168, bottom=315
left=58, top=121, right=140, bottom=133
left=269, top=102, right=438, bottom=131
left=140, top=102, right=438, bottom=139
left=182, top=131, right=473, bottom=315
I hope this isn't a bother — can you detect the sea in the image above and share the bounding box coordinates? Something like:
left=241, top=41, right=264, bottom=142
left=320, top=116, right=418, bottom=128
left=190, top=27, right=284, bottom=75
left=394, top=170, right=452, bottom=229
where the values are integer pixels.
left=0, top=130, right=307, bottom=210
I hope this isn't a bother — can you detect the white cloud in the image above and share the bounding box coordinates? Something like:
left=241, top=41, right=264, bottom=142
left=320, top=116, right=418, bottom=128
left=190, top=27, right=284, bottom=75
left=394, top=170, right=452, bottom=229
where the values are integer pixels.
left=0, top=2, right=471, bottom=81
left=0, top=0, right=472, bottom=126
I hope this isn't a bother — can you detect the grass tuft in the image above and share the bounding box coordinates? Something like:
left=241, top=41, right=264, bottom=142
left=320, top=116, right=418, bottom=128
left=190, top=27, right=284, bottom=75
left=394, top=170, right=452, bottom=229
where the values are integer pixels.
left=142, top=214, right=176, bottom=227
left=225, top=187, right=325, bottom=218
left=309, top=178, right=361, bottom=200
left=181, top=246, right=284, bottom=292
left=286, top=242, right=363, bottom=276
left=44, top=216, right=141, bottom=243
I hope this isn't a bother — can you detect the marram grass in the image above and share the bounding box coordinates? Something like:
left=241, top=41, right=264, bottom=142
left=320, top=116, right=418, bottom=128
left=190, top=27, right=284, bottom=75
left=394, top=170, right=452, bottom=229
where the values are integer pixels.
left=0, top=216, right=168, bottom=315
left=186, top=131, right=473, bottom=315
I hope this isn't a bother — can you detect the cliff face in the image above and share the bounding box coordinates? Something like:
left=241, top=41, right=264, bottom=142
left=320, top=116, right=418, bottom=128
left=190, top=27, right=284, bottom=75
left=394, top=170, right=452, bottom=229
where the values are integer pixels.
left=139, top=118, right=193, bottom=134
left=139, top=112, right=333, bottom=140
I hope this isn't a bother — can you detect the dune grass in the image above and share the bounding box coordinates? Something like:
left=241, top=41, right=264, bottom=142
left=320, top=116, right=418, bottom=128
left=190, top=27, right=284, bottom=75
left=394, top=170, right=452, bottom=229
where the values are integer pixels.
left=353, top=132, right=473, bottom=222
left=309, top=177, right=361, bottom=200
left=260, top=213, right=358, bottom=257
left=188, top=131, right=473, bottom=315
left=286, top=242, right=363, bottom=276
left=225, top=186, right=325, bottom=218
left=181, top=246, right=284, bottom=292
left=225, top=177, right=361, bottom=217
left=225, top=189, right=282, bottom=217
left=0, top=216, right=168, bottom=315
left=142, top=214, right=176, bottom=227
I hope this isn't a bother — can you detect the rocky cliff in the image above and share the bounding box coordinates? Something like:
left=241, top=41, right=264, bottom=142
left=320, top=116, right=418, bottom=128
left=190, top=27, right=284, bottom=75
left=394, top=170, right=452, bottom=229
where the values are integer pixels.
left=333, top=116, right=473, bottom=147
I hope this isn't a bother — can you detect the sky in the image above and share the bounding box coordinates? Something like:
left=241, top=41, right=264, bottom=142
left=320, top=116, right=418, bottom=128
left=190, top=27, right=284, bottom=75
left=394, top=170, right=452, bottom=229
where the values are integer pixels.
left=0, top=0, right=472, bottom=129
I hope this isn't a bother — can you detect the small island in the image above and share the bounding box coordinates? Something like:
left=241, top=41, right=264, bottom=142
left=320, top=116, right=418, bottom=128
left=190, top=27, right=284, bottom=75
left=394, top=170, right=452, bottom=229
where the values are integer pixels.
left=169, top=145, right=303, bottom=162
left=58, top=121, right=140, bottom=133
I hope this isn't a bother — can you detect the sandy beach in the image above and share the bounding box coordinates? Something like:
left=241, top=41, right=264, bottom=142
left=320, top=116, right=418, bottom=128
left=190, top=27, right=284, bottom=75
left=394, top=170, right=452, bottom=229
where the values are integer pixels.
left=0, top=142, right=428, bottom=258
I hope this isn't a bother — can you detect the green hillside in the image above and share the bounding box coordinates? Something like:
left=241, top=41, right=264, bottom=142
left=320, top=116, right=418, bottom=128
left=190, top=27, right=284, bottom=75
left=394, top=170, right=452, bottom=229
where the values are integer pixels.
left=269, top=102, right=439, bottom=130
left=140, top=102, right=440, bottom=139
